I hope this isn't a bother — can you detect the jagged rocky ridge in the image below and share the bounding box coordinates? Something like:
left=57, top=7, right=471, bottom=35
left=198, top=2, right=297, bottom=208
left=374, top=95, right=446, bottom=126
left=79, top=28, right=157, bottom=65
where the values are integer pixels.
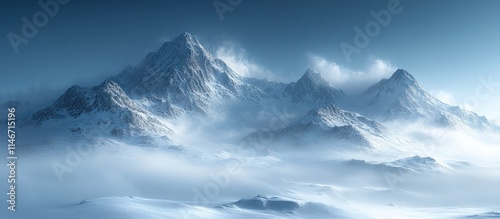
left=23, top=32, right=500, bottom=143
left=29, top=80, right=171, bottom=137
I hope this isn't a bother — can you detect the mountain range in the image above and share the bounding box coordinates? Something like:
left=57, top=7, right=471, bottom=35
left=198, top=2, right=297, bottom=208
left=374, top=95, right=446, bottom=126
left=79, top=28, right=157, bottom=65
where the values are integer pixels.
left=12, top=32, right=499, bottom=148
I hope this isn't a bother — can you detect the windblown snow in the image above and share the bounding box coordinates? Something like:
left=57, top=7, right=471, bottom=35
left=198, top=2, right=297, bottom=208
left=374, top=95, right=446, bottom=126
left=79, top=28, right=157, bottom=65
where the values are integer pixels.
left=1, top=32, right=499, bottom=219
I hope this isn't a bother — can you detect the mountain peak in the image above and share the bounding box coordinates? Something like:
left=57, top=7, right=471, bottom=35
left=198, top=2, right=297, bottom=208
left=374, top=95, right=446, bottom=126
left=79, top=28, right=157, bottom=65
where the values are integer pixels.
left=305, top=68, right=317, bottom=74
left=388, top=69, right=416, bottom=83
left=112, top=32, right=243, bottom=114
left=153, top=32, right=206, bottom=60
left=299, top=69, right=329, bottom=86
left=171, top=32, right=200, bottom=46
left=284, top=69, right=345, bottom=104
left=356, top=68, right=429, bottom=120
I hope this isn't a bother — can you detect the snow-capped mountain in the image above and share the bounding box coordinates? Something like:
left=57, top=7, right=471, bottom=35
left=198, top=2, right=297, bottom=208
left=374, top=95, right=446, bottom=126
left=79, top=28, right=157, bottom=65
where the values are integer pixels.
left=29, top=80, right=171, bottom=137
left=352, top=69, right=499, bottom=131
left=243, top=69, right=345, bottom=106
left=21, top=33, right=499, bottom=147
left=353, top=69, right=445, bottom=120
left=236, top=70, right=347, bottom=131
left=245, top=103, right=390, bottom=148
left=9, top=32, right=500, bottom=219
left=284, top=69, right=345, bottom=105
left=112, top=32, right=262, bottom=116
left=24, top=32, right=268, bottom=141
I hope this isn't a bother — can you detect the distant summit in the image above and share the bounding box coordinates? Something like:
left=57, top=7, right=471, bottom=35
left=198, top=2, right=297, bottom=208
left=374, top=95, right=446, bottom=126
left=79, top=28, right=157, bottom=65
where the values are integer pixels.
left=171, top=32, right=200, bottom=45
left=352, top=69, right=498, bottom=132
left=389, top=69, right=416, bottom=83
left=301, top=68, right=331, bottom=86
left=285, top=69, right=345, bottom=105
left=245, top=103, right=389, bottom=148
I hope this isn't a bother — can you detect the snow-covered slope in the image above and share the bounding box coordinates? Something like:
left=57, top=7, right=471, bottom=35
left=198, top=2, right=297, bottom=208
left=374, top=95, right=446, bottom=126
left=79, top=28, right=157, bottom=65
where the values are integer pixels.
left=28, top=80, right=172, bottom=137
left=22, top=34, right=499, bottom=149
left=245, top=103, right=391, bottom=148
left=352, top=69, right=499, bottom=132
left=35, top=195, right=349, bottom=219
left=6, top=32, right=500, bottom=219
left=284, top=69, right=345, bottom=105
left=112, top=32, right=263, bottom=116
left=353, top=69, right=436, bottom=120
left=24, top=32, right=268, bottom=142
left=386, top=155, right=446, bottom=173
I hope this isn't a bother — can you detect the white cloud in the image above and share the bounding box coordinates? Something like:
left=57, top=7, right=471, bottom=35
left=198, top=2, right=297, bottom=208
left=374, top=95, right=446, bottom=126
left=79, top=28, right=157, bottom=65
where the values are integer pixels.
left=307, top=54, right=396, bottom=93
left=432, top=90, right=457, bottom=105
left=367, top=58, right=397, bottom=79
left=307, top=54, right=351, bottom=83
left=215, top=42, right=277, bottom=80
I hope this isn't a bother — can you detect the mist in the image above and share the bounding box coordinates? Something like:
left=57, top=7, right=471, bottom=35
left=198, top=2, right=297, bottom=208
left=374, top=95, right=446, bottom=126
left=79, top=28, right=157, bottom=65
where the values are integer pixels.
left=2, top=114, right=499, bottom=218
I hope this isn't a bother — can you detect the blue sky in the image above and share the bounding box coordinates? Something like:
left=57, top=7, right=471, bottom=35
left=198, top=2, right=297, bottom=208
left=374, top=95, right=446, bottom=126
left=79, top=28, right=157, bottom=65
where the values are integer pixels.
left=0, top=0, right=499, bottom=119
